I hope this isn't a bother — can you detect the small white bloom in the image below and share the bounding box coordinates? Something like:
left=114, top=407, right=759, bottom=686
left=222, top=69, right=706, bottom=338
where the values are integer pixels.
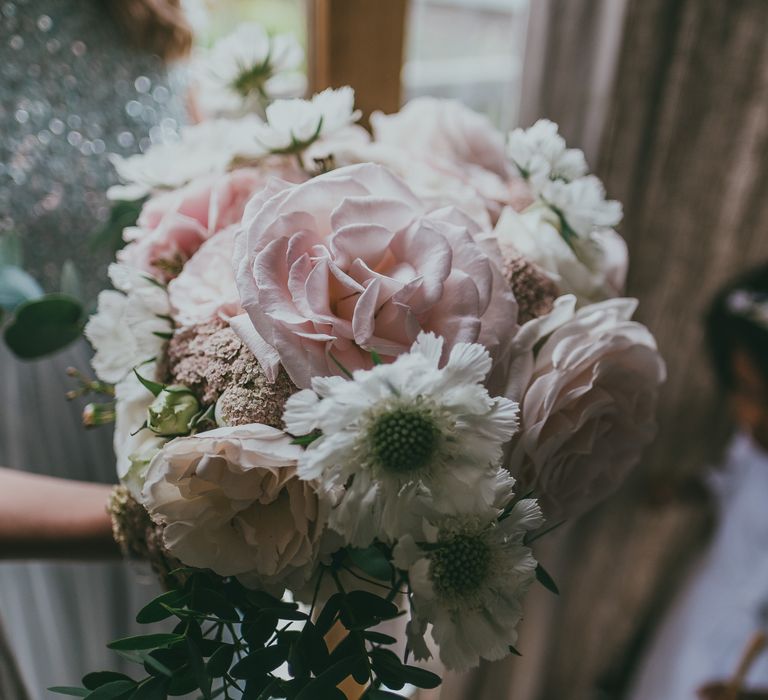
left=541, top=175, right=623, bottom=237
left=394, top=497, right=543, bottom=671
left=85, top=264, right=171, bottom=384
left=506, top=119, right=587, bottom=186
left=107, top=117, right=266, bottom=200
left=282, top=332, right=520, bottom=546
left=494, top=205, right=628, bottom=304
left=141, top=424, right=331, bottom=594
left=253, top=87, right=361, bottom=154
left=192, top=23, right=306, bottom=118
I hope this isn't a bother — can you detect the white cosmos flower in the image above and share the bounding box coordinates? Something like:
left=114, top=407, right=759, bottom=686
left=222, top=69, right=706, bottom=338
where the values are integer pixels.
left=192, top=23, right=306, bottom=118
left=393, top=497, right=543, bottom=671
left=541, top=175, right=623, bottom=237
left=253, top=87, right=361, bottom=154
left=282, top=332, right=520, bottom=546
left=85, top=264, right=171, bottom=384
left=506, top=119, right=587, bottom=187
left=107, top=117, right=266, bottom=200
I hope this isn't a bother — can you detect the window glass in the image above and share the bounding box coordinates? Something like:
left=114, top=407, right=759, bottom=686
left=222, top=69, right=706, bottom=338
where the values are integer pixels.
left=403, top=0, right=530, bottom=128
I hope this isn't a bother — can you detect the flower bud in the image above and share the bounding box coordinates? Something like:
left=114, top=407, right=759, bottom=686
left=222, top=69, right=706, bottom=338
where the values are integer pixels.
left=146, top=386, right=200, bottom=437
left=82, top=402, right=116, bottom=428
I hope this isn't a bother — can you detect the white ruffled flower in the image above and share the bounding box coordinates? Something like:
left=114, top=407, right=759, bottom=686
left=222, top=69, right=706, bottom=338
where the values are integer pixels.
left=113, top=370, right=166, bottom=498
left=85, top=264, right=171, bottom=384
left=141, top=424, right=330, bottom=594
left=494, top=205, right=628, bottom=304
left=282, top=332, right=520, bottom=546
left=192, top=23, right=306, bottom=118
left=107, top=117, right=266, bottom=200
left=506, top=119, right=587, bottom=186
left=541, top=175, right=623, bottom=237
left=253, top=87, right=361, bottom=154
left=394, top=497, right=543, bottom=671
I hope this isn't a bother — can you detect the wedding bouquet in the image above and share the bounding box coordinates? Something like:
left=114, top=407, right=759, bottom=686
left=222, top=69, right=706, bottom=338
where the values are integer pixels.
left=56, top=24, right=665, bottom=700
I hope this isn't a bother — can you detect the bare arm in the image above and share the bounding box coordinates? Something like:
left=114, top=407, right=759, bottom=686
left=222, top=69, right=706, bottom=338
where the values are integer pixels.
left=0, top=467, right=119, bottom=559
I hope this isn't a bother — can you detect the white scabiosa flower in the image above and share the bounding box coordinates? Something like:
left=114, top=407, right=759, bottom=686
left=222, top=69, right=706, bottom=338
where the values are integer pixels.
left=506, top=119, right=587, bottom=187
left=193, top=23, right=306, bottom=118
left=541, top=175, right=623, bottom=237
left=85, top=264, right=171, bottom=384
left=393, top=497, right=543, bottom=671
left=107, top=117, right=266, bottom=200
left=282, top=332, right=520, bottom=546
left=253, top=86, right=362, bottom=154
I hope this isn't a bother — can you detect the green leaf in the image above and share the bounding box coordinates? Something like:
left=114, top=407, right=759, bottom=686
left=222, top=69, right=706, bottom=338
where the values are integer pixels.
left=4, top=294, right=84, bottom=359
left=400, top=664, right=441, bottom=689
left=340, top=591, right=399, bottom=629
left=370, top=349, right=383, bottom=365
left=83, top=672, right=134, bottom=690
left=206, top=644, right=234, bottom=678
left=128, top=676, right=169, bottom=700
left=363, top=631, right=397, bottom=645
left=190, top=587, right=240, bottom=622
left=108, top=633, right=184, bottom=652
left=91, top=198, right=146, bottom=254
left=315, top=593, right=343, bottom=636
left=133, top=370, right=165, bottom=397
left=347, top=546, right=394, bottom=582
left=369, top=648, right=405, bottom=690
left=299, top=622, right=330, bottom=675
left=48, top=688, right=90, bottom=698
left=241, top=611, right=278, bottom=648
left=536, top=563, right=559, bottom=595
left=85, top=680, right=136, bottom=699
left=0, top=264, right=44, bottom=311
left=60, top=260, right=83, bottom=301
left=230, top=645, right=289, bottom=679
left=136, top=590, right=186, bottom=624
left=294, top=655, right=366, bottom=700
left=291, top=431, right=321, bottom=447
left=185, top=636, right=212, bottom=700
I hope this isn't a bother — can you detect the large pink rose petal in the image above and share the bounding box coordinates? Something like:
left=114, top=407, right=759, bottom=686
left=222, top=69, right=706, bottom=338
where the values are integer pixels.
left=234, top=163, right=518, bottom=389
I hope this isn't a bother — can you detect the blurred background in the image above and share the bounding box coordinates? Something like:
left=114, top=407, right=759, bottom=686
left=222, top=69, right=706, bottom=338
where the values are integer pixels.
left=3, top=0, right=768, bottom=698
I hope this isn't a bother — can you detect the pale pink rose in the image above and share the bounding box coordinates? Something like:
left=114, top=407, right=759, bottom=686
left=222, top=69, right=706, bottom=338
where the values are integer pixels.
left=371, top=97, right=509, bottom=177
left=168, top=226, right=242, bottom=327
left=141, top=424, right=330, bottom=593
left=119, top=166, right=306, bottom=281
left=366, top=98, right=533, bottom=225
left=234, top=163, right=518, bottom=389
left=506, top=297, right=666, bottom=520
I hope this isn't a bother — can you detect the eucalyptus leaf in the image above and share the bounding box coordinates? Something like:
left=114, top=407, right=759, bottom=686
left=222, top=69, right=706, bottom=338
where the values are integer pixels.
left=84, top=679, right=136, bottom=699
left=230, top=645, right=289, bottom=679
left=48, top=688, right=90, bottom=698
left=60, top=260, right=83, bottom=301
left=347, top=545, right=394, bottom=582
left=129, top=676, right=169, bottom=700
left=0, top=264, right=44, bottom=311
left=107, top=633, right=184, bottom=652
left=294, top=654, right=366, bottom=700
left=206, top=644, right=234, bottom=678
left=91, top=198, right=146, bottom=254
left=4, top=294, right=84, bottom=358
left=136, top=589, right=187, bottom=624
left=535, top=563, right=560, bottom=595
left=82, top=672, right=134, bottom=690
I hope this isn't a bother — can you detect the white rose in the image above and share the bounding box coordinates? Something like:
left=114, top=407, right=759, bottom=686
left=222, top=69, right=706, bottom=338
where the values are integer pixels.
left=494, top=205, right=628, bottom=305
left=85, top=264, right=171, bottom=384
left=506, top=296, right=666, bottom=520
left=141, top=425, right=331, bottom=593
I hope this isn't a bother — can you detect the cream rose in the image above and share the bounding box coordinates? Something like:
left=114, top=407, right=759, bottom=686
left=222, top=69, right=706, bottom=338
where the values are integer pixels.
left=141, top=425, right=330, bottom=592
left=234, top=163, right=518, bottom=390
left=506, top=296, right=666, bottom=519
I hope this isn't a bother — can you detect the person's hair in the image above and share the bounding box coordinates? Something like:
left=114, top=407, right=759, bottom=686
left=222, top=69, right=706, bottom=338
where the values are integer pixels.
left=106, top=0, right=193, bottom=62
left=705, top=262, right=768, bottom=391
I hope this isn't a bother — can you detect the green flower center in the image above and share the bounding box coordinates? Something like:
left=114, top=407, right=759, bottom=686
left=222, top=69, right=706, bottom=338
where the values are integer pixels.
left=231, top=60, right=273, bottom=98
left=369, top=404, right=440, bottom=474
left=429, top=534, right=491, bottom=597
